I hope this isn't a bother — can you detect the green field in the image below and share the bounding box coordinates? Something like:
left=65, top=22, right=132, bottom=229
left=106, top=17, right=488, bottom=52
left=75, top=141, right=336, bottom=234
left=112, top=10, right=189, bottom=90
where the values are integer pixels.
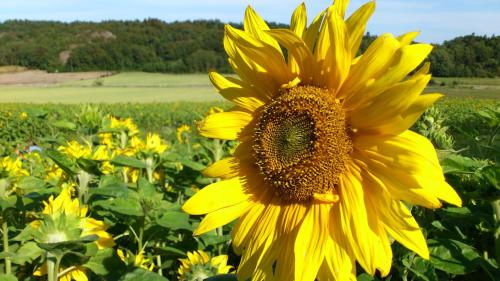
left=0, top=72, right=498, bottom=103
left=0, top=72, right=222, bottom=103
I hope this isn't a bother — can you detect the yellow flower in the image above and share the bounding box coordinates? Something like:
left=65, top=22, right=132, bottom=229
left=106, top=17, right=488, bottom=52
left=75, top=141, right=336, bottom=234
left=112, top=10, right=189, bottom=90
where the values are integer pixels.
left=19, top=111, right=28, bottom=119
left=45, top=165, right=65, bottom=183
left=92, top=145, right=114, bottom=174
left=1, top=156, right=29, bottom=177
left=37, top=188, right=114, bottom=249
left=34, top=264, right=88, bottom=281
left=176, top=125, right=192, bottom=144
left=59, top=141, right=92, bottom=159
left=117, top=249, right=154, bottom=271
left=182, top=1, right=462, bottom=280
left=178, top=250, right=232, bottom=281
left=133, top=133, right=168, bottom=154
left=99, top=133, right=114, bottom=148
left=32, top=188, right=114, bottom=281
left=109, top=116, right=139, bottom=136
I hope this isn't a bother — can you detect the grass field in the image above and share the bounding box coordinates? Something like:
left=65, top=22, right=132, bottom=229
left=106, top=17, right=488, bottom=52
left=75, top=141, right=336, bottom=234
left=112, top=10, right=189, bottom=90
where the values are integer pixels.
left=0, top=71, right=498, bottom=103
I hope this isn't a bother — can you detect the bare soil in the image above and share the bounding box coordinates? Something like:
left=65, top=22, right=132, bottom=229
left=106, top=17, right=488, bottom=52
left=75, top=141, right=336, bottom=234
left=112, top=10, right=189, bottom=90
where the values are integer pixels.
left=0, top=70, right=113, bottom=85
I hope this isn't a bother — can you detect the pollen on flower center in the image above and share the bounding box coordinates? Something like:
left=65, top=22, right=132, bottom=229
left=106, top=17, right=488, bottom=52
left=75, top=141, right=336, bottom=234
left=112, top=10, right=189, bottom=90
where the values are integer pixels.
left=253, top=86, right=352, bottom=203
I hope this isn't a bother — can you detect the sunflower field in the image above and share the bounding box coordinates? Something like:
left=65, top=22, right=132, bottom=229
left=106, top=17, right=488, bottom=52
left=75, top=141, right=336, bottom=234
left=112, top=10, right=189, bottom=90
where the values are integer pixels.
left=0, top=99, right=497, bottom=281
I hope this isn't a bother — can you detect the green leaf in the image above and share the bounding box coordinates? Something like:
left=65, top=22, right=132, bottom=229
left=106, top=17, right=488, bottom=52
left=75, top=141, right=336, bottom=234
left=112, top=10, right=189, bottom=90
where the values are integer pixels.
left=45, top=149, right=77, bottom=175
left=52, top=119, right=77, bottom=130
left=10, top=241, right=43, bottom=265
left=93, top=198, right=144, bottom=216
left=111, top=155, right=148, bottom=169
left=356, top=273, right=378, bottom=281
left=118, top=268, right=169, bottom=281
left=205, top=274, right=238, bottom=281
left=0, top=274, right=18, bottom=281
left=180, top=159, right=206, bottom=171
left=77, top=158, right=103, bottom=175
left=482, top=165, right=500, bottom=190
left=441, top=154, right=488, bottom=174
left=89, top=182, right=131, bottom=198
left=37, top=235, right=98, bottom=256
left=16, top=176, right=46, bottom=194
left=156, top=211, right=192, bottom=231
left=85, top=248, right=125, bottom=276
left=428, top=238, right=481, bottom=275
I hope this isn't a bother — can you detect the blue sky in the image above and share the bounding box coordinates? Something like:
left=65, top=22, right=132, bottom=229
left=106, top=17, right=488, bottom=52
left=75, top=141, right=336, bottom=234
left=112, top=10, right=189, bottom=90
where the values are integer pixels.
left=1, top=0, right=498, bottom=43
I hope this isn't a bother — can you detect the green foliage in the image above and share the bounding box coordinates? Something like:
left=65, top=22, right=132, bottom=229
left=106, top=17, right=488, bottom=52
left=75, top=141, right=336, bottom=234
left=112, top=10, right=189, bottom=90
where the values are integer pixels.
left=0, top=100, right=498, bottom=280
left=429, top=34, right=500, bottom=77
left=0, top=20, right=498, bottom=77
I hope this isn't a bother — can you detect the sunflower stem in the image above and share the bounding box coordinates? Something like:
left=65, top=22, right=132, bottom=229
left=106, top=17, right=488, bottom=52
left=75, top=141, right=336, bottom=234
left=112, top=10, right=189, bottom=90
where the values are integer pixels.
left=156, top=252, right=163, bottom=276
left=57, top=265, right=76, bottom=278
left=2, top=221, right=11, bottom=275
left=47, top=252, right=61, bottom=281
left=492, top=198, right=500, bottom=265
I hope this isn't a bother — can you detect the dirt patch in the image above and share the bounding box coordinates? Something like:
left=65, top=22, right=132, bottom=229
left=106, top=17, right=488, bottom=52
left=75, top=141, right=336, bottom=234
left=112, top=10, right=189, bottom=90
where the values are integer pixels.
left=0, top=70, right=114, bottom=85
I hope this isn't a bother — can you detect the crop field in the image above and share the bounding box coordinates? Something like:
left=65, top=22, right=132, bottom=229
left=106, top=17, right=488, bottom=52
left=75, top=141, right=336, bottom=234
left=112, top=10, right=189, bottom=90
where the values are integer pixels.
left=0, top=71, right=498, bottom=103
left=0, top=70, right=499, bottom=281
left=0, top=72, right=222, bottom=103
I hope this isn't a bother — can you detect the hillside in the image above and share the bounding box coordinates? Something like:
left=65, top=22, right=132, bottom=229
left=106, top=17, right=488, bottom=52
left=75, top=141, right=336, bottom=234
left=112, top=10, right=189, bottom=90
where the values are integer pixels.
left=0, top=19, right=498, bottom=77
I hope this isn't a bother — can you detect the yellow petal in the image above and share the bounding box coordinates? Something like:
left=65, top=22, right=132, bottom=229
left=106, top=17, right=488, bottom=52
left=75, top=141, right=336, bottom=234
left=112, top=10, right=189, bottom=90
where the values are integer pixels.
left=225, top=25, right=292, bottom=89
left=333, top=0, right=350, bottom=18
left=290, top=3, right=307, bottom=37
left=314, top=7, right=351, bottom=92
left=398, top=31, right=420, bottom=46
left=410, top=61, right=431, bottom=78
left=362, top=171, right=429, bottom=258
left=319, top=204, right=357, bottom=281
left=349, top=74, right=431, bottom=130
left=198, top=111, right=253, bottom=140
left=232, top=202, right=266, bottom=255
left=346, top=1, right=375, bottom=58
left=236, top=204, right=280, bottom=280
left=209, top=72, right=266, bottom=110
left=354, top=131, right=462, bottom=207
left=294, top=204, right=330, bottom=281
left=244, top=6, right=282, bottom=55
left=346, top=43, right=433, bottom=109
left=267, top=29, right=314, bottom=82
left=337, top=161, right=389, bottom=275
left=366, top=93, right=443, bottom=136
left=203, top=157, right=239, bottom=179
left=194, top=201, right=251, bottom=235
left=379, top=194, right=429, bottom=259
left=303, top=9, right=327, bottom=51
left=339, top=34, right=401, bottom=100
left=182, top=177, right=250, bottom=215
left=224, top=28, right=279, bottom=99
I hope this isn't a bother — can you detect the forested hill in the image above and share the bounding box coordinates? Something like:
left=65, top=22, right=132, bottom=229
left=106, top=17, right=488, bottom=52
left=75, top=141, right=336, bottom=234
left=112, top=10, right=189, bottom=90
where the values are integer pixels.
left=0, top=19, right=498, bottom=77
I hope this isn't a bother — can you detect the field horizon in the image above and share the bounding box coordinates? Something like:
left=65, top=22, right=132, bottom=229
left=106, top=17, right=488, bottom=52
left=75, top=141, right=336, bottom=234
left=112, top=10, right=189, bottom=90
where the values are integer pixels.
left=0, top=70, right=498, bottom=103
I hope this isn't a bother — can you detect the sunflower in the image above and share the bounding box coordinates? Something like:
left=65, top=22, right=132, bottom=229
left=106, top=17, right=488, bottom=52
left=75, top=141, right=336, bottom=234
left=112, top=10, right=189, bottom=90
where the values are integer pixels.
left=177, top=250, right=233, bottom=281
left=182, top=1, right=462, bottom=280
left=32, top=188, right=114, bottom=280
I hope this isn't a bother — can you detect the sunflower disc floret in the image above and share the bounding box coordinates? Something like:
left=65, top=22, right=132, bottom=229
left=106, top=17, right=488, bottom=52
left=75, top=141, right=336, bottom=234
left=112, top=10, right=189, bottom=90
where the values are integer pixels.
left=254, top=86, right=351, bottom=202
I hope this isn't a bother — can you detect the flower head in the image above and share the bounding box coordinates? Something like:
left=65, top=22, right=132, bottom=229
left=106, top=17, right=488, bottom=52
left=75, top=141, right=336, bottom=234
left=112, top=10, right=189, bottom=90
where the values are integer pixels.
left=176, top=125, right=192, bottom=144
left=178, top=250, right=232, bottom=281
left=117, top=249, right=154, bottom=271
left=182, top=1, right=462, bottom=280
left=32, top=188, right=114, bottom=281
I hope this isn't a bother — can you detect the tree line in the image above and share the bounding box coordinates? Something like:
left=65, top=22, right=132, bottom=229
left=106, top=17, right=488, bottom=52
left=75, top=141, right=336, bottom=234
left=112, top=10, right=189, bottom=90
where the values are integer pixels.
left=0, top=19, right=498, bottom=77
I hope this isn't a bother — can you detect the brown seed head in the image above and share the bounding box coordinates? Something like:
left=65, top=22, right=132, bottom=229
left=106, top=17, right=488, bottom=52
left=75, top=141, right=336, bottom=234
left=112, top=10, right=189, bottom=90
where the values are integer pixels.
left=253, top=86, right=352, bottom=203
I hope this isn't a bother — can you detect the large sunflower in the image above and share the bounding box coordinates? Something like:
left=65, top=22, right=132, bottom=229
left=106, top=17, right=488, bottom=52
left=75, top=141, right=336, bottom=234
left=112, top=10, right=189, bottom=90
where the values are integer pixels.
left=182, top=0, right=462, bottom=280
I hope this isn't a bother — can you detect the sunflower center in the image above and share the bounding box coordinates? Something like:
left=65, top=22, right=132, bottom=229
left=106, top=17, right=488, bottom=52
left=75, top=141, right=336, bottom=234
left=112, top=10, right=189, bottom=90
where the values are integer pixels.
left=253, top=86, right=352, bottom=203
